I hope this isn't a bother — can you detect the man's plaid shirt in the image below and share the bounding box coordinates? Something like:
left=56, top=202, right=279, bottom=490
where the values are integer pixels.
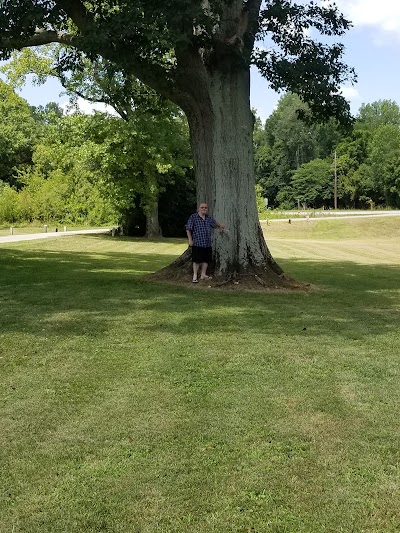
left=186, top=213, right=216, bottom=247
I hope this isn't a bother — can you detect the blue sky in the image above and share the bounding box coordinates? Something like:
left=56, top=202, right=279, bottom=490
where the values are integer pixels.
left=4, top=0, right=400, bottom=122
left=252, top=0, right=400, bottom=120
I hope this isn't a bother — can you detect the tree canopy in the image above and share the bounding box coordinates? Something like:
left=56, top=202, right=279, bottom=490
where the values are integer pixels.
left=0, top=1, right=355, bottom=124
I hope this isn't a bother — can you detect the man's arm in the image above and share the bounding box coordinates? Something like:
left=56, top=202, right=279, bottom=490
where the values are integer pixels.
left=211, top=218, right=225, bottom=230
left=186, top=214, right=194, bottom=246
left=186, top=229, right=193, bottom=246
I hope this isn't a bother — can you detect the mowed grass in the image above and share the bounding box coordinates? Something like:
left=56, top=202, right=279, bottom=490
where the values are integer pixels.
left=1, top=219, right=400, bottom=533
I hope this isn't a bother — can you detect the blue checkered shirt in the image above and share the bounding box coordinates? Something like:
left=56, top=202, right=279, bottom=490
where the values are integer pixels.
left=186, top=213, right=216, bottom=247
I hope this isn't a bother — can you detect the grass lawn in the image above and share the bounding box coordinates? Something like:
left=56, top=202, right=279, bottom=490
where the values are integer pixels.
left=1, top=218, right=400, bottom=532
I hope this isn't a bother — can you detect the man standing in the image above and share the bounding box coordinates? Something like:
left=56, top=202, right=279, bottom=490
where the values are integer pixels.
left=186, top=202, right=225, bottom=283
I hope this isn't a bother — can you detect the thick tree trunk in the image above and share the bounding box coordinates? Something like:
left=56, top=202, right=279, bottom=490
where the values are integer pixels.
left=153, top=63, right=289, bottom=288
left=143, top=174, right=162, bottom=238
left=194, top=67, right=283, bottom=280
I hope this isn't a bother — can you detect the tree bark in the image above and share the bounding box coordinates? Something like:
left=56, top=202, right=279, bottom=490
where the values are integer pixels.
left=145, top=197, right=162, bottom=238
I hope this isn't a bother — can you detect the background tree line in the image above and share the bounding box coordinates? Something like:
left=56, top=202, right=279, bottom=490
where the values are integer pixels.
left=2, top=78, right=400, bottom=235
left=254, top=94, right=400, bottom=210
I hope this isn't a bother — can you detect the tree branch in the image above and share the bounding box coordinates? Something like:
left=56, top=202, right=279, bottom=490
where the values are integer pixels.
left=52, top=1, right=180, bottom=105
left=243, top=0, right=263, bottom=55
left=54, top=0, right=95, bottom=33
left=8, top=30, right=80, bottom=50
left=68, top=89, right=130, bottom=121
left=0, top=2, right=184, bottom=110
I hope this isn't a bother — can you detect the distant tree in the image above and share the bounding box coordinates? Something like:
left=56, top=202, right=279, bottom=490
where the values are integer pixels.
left=0, top=80, right=37, bottom=186
left=0, top=182, right=20, bottom=223
left=286, top=158, right=333, bottom=208
left=256, top=97, right=400, bottom=211
left=335, top=129, right=371, bottom=208
left=357, top=100, right=400, bottom=129
left=336, top=104, right=400, bottom=208
left=101, top=107, right=193, bottom=237
left=255, top=93, right=344, bottom=207
left=368, top=125, right=400, bottom=207
left=253, top=115, right=275, bottom=205
left=31, top=102, right=64, bottom=124
left=16, top=113, right=118, bottom=224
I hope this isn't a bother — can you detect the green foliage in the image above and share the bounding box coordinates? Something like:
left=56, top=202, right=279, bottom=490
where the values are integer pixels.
left=0, top=79, right=37, bottom=185
left=289, top=158, right=334, bottom=208
left=31, top=102, right=64, bottom=124
left=0, top=182, right=19, bottom=223
left=0, top=108, right=117, bottom=225
left=92, top=106, right=193, bottom=234
left=255, top=1, right=355, bottom=124
left=254, top=94, right=343, bottom=207
left=24, top=114, right=120, bottom=224
left=335, top=106, right=400, bottom=208
left=0, top=47, right=54, bottom=88
left=334, top=129, right=371, bottom=207
left=357, top=100, right=400, bottom=129
left=255, top=97, right=400, bottom=210
left=255, top=183, right=266, bottom=215
left=0, top=1, right=354, bottom=124
left=368, top=125, right=400, bottom=206
left=0, top=78, right=193, bottom=230
left=2, top=47, right=194, bottom=234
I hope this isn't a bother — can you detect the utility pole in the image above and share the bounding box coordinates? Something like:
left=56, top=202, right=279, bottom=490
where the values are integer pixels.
left=334, top=150, right=338, bottom=210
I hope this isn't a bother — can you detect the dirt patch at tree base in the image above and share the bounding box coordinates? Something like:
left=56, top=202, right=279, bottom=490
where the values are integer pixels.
left=148, top=247, right=316, bottom=292
left=148, top=271, right=315, bottom=293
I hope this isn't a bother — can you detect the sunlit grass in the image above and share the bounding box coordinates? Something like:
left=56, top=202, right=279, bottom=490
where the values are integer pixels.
left=1, top=220, right=400, bottom=532
left=262, top=215, right=400, bottom=241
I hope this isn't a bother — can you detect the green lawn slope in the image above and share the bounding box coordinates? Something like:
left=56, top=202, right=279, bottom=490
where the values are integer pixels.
left=1, top=218, right=399, bottom=532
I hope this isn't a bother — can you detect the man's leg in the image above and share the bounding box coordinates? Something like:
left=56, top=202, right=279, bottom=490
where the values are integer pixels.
left=200, top=262, right=209, bottom=279
left=200, top=247, right=212, bottom=280
left=193, top=262, right=200, bottom=282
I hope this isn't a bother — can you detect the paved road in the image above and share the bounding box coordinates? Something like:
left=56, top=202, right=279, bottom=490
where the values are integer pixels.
left=1, top=212, right=400, bottom=244
left=0, top=228, right=111, bottom=244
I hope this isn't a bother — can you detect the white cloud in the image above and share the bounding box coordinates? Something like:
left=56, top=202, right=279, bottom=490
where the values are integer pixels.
left=334, top=0, right=400, bottom=37
left=338, top=85, right=361, bottom=113
left=339, top=86, right=360, bottom=100
left=62, top=97, right=118, bottom=116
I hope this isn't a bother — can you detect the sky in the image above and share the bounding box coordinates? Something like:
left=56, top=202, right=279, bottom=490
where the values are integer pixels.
left=3, top=0, right=400, bottom=123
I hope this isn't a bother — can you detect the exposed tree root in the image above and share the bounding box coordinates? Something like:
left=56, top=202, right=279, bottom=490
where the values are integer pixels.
left=148, top=247, right=312, bottom=292
left=213, top=276, right=234, bottom=287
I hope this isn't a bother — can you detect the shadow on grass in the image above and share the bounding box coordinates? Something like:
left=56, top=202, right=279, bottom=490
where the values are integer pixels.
left=0, top=246, right=399, bottom=342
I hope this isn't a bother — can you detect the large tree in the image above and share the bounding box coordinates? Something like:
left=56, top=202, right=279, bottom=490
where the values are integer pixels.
left=0, top=0, right=355, bottom=286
